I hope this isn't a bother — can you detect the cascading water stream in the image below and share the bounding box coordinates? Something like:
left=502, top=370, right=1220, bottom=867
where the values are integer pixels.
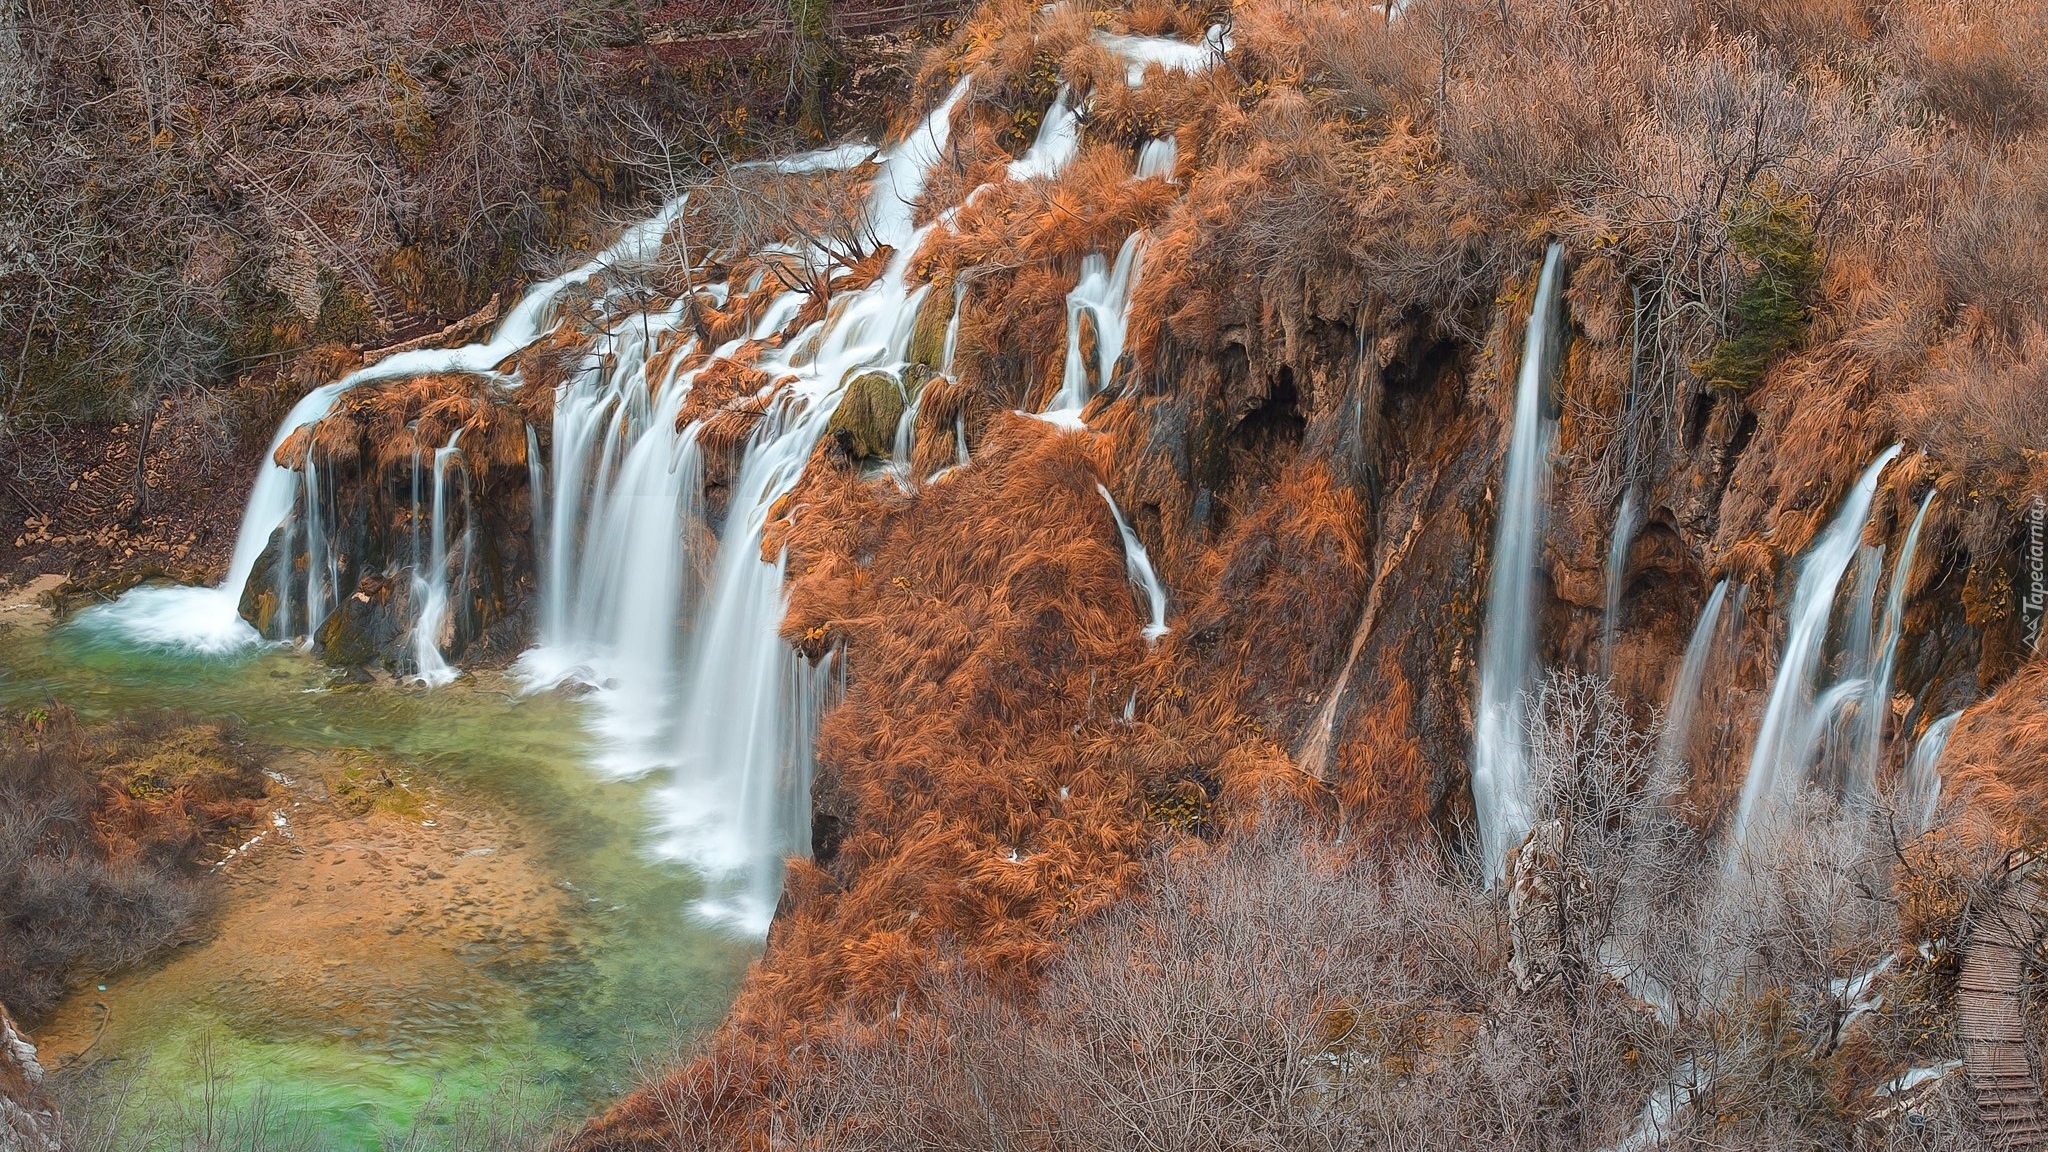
left=1602, top=486, right=1642, bottom=676
left=1856, top=491, right=1934, bottom=796
left=1097, top=484, right=1169, bottom=644
left=1472, top=242, right=1565, bottom=883
left=1730, top=443, right=1902, bottom=852
left=1901, top=710, right=1962, bottom=831
left=1657, top=578, right=1731, bottom=773
left=516, top=302, right=707, bottom=773
left=640, top=81, right=969, bottom=930
left=1052, top=232, right=1148, bottom=415
left=410, top=432, right=466, bottom=687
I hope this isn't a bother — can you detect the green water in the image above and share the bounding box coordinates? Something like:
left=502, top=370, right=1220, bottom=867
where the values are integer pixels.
left=0, top=615, right=755, bottom=1148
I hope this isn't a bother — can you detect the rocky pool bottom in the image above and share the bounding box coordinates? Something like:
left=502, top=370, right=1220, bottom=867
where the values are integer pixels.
left=0, top=588, right=755, bottom=1149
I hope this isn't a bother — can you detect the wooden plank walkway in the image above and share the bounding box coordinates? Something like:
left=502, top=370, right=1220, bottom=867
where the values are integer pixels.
left=1962, top=855, right=2048, bottom=1150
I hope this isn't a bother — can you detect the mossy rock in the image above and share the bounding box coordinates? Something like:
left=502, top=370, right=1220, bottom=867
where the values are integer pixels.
left=315, top=602, right=380, bottom=669
left=908, top=287, right=956, bottom=371
left=829, top=369, right=906, bottom=461
left=327, top=755, right=430, bottom=821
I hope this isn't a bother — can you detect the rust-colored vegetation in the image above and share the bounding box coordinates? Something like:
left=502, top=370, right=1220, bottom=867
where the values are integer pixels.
left=193, top=0, right=2048, bottom=1141
left=0, top=706, right=266, bottom=1026
left=566, top=0, right=2048, bottom=1140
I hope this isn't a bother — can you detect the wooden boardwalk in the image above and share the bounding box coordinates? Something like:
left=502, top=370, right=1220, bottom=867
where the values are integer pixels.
left=1962, top=855, right=2048, bottom=1150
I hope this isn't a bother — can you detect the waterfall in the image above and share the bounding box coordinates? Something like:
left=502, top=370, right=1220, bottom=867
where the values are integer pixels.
left=1006, top=87, right=1080, bottom=181
left=1855, top=491, right=1935, bottom=796
left=511, top=79, right=966, bottom=930
left=1051, top=232, right=1148, bottom=415
left=1657, top=578, right=1730, bottom=773
left=1730, top=444, right=1902, bottom=849
left=1602, top=486, right=1642, bottom=676
left=1097, top=484, right=1169, bottom=644
left=1472, top=242, right=1566, bottom=883
left=410, top=432, right=466, bottom=687
left=1136, top=136, right=1178, bottom=181
left=75, top=197, right=687, bottom=653
left=1901, top=710, right=1962, bottom=831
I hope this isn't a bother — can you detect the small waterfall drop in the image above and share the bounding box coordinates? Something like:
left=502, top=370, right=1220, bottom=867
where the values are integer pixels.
left=1472, top=242, right=1565, bottom=883
left=1097, top=484, right=1169, bottom=644
left=1855, top=491, right=1935, bottom=795
left=1135, top=136, right=1178, bottom=181
left=1006, top=87, right=1080, bottom=181
left=1095, top=24, right=1232, bottom=86
left=1602, top=486, right=1642, bottom=676
left=410, top=432, right=466, bottom=687
left=68, top=380, right=350, bottom=652
left=1730, top=443, right=1902, bottom=849
left=1657, top=578, right=1730, bottom=772
left=1901, top=710, right=1962, bottom=831
left=1051, top=231, right=1148, bottom=415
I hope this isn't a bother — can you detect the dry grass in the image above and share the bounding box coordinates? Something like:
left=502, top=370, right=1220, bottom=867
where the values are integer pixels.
left=0, top=706, right=266, bottom=1025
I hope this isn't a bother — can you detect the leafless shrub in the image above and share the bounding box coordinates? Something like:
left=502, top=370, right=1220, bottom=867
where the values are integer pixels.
left=724, top=674, right=1968, bottom=1151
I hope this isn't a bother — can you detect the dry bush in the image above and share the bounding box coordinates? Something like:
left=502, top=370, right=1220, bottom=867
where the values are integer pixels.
left=1935, top=659, right=2048, bottom=844
left=1924, top=141, right=2048, bottom=339
left=1891, top=0, right=2048, bottom=140
left=0, top=706, right=265, bottom=1025
left=632, top=678, right=1969, bottom=1150
left=1894, top=325, right=2048, bottom=504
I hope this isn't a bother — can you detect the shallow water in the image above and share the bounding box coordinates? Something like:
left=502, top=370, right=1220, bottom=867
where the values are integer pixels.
left=0, top=610, right=755, bottom=1148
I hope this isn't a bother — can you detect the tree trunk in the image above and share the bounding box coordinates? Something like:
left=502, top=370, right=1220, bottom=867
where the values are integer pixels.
left=123, top=396, right=157, bottom=527
left=790, top=0, right=833, bottom=141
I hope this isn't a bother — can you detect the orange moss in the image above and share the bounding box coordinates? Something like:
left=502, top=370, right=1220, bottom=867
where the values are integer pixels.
left=582, top=410, right=1362, bottom=1147
left=1939, top=659, right=2048, bottom=844
left=277, top=372, right=538, bottom=479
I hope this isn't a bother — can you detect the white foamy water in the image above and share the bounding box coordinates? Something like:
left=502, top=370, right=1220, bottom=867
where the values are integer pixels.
left=1472, top=243, right=1565, bottom=883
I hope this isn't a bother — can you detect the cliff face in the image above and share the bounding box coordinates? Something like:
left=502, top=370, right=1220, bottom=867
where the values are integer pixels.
left=68, top=0, right=2048, bottom=1142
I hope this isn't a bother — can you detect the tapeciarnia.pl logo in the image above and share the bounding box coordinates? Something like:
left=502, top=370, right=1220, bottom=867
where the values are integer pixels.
left=2028, top=496, right=2045, bottom=655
